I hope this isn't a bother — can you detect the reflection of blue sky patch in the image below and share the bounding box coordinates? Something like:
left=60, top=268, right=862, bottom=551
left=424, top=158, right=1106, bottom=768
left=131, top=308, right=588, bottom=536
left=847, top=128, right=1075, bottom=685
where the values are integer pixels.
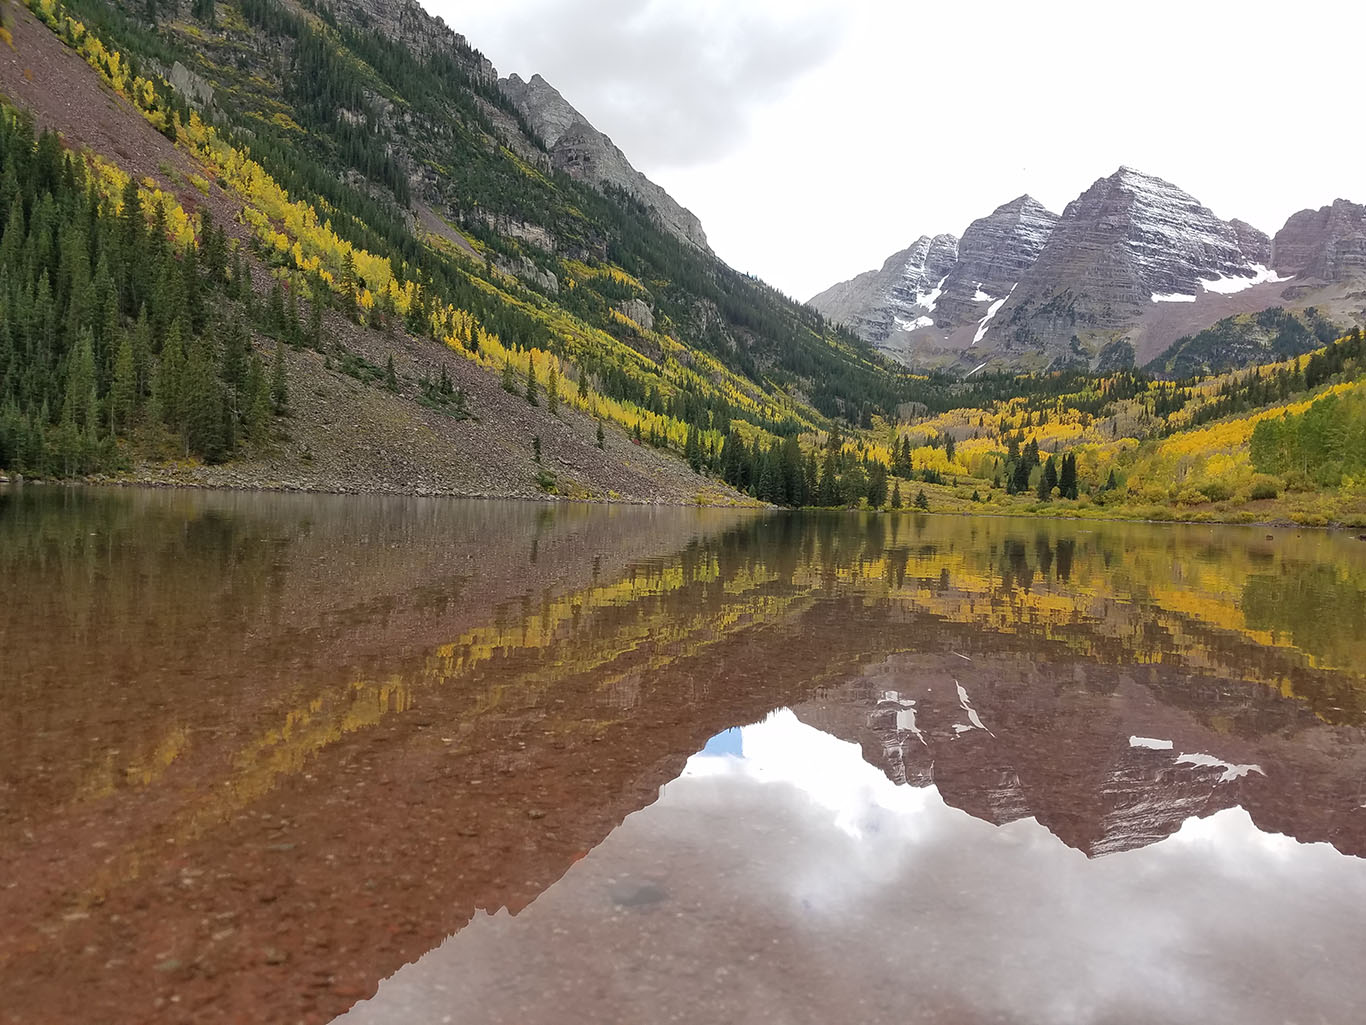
left=699, top=727, right=744, bottom=759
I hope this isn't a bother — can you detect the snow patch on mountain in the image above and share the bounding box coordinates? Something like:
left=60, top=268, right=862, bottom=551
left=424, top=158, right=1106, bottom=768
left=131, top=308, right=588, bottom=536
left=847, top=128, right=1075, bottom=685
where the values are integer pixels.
left=916, top=276, right=949, bottom=313
left=895, top=315, right=934, bottom=332
left=1176, top=752, right=1265, bottom=783
left=1151, top=291, right=1198, bottom=304
left=974, top=284, right=1017, bottom=344
left=1199, top=263, right=1293, bottom=295
left=1130, top=737, right=1175, bottom=751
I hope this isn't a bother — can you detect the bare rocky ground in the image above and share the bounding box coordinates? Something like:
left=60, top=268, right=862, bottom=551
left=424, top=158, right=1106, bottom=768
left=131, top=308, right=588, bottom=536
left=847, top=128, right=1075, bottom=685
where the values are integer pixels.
left=116, top=306, right=752, bottom=506
left=0, top=3, right=751, bottom=506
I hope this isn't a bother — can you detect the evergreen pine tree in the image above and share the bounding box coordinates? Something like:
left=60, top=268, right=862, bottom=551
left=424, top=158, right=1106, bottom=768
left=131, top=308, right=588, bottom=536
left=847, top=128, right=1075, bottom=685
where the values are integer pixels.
left=866, top=462, right=888, bottom=508
left=184, top=338, right=227, bottom=460
left=685, top=423, right=702, bottom=473
left=596, top=421, right=605, bottom=450
left=1038, top=455, right=1057, bottom=500
left=547, top=363, right=559, bottom=414
left=818, top=449, right=840, bottom=506
left=501, top=358, right=518, bottom=393
left=270, top=341, right=288, bottom=413
left=109, top=334, right=136, bottom=435
left=61, top=330, right=97, bottom=434
left=1059, top=452, right=1079, bottom=500
left=890, top=481, right=903, bottom=509
left=220, top=317, right=247, bottom=395
left=385, top=354, right=398, bottom=392
left=525, top=358, right=539, bottom=406
left=245, top=354, right=271, bottom=441
left=841, top=463, right=867, bottom=507
left=156, top=320, right=187, bottom=431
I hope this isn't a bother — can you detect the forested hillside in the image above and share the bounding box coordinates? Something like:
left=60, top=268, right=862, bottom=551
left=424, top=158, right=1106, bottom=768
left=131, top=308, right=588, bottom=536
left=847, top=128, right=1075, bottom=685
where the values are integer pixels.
left=0, top=0, right=937, bottom=498
left=0, top=107, right=290, bottom=475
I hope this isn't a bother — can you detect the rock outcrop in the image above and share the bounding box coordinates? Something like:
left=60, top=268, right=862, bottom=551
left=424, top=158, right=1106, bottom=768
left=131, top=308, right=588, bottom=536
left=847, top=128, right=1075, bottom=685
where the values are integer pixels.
left=932, top=195, right=1059, bottom=329
left=808, top=233, right=960, bottom=347
left=500, top=74, right=711, bottom=253
left=1272, top=199, right=1366, bottom=283
left=991, top=168, right=1273, bottom=354
left=338, top=0, right=496, bottom=81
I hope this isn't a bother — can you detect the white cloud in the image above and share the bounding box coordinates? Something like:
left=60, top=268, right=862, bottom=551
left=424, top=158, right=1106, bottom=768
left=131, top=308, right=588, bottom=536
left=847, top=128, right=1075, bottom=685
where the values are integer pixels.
left=435, top=0, right=845, bottom=167
left=430, top=0, right=1366, bottom=302
left=341, top=713, right=1366, bottom=1025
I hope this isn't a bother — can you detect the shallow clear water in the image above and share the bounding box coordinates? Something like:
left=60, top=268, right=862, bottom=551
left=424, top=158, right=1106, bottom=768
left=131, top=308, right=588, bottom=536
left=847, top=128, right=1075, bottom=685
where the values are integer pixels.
left=3, top=487, right=1366, bottom=1024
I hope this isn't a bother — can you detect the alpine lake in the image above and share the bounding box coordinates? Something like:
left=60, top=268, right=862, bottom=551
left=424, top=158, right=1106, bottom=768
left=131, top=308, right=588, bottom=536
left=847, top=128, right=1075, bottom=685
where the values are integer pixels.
left=4, top=485, right=1366, bottom=1025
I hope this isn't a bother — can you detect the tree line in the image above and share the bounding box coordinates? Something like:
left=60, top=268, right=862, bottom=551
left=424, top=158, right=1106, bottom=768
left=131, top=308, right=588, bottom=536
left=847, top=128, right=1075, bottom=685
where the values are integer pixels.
left=0, top=109, right=287, bottom=476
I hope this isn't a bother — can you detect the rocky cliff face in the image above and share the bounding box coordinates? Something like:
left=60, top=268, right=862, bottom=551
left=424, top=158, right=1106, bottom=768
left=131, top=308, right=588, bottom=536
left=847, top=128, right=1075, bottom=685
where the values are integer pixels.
left=809, top=168, right=1327, bottom=370
left=500, top=74, right=711, bottom=253
left=808, top=234, right=960, bottom=347
left=932, top=195, right=1060, bottom=330
left=989, top=168, right=1273, bottom=357
left=1272, top=199, right=1366, bottom=283
left=337, top=0, right=496, bottom=80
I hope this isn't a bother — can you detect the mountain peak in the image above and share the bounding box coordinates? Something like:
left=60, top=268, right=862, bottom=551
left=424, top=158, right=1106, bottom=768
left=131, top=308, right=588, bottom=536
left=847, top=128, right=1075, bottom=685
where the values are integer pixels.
left=808, top=233, right=959, bottom=344
left=1272, top=198, right=1366, bottom=282
left=499, top=73, right=710, bottom=251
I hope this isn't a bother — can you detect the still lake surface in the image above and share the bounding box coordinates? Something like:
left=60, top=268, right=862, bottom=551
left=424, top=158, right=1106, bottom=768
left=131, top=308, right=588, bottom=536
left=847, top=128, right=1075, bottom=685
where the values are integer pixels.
left=4, top=487, right=1366, bottom=1024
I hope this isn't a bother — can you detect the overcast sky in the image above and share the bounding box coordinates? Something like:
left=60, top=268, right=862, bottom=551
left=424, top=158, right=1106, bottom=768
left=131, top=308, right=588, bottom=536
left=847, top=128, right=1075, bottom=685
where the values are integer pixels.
left=431, top=0, right=1366, bottom=301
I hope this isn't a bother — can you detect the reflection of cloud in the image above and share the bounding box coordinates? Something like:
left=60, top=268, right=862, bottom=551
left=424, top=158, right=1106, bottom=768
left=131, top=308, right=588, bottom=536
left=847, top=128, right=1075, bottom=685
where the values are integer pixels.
left=438, top=0, right=847, bottom=168
left=343, top=716, right=1366, bottom=1025
left=685, top=709, right=938, bottom=840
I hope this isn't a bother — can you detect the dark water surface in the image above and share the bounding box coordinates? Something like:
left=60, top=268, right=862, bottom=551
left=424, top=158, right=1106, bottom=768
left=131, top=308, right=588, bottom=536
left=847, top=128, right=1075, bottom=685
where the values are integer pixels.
left=4, top=487, right=1366, bottom=1024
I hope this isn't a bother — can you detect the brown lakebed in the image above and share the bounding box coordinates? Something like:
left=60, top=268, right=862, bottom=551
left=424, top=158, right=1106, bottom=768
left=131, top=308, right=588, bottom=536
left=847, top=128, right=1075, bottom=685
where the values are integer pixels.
left=3, top=487, right=1366, bottom=1024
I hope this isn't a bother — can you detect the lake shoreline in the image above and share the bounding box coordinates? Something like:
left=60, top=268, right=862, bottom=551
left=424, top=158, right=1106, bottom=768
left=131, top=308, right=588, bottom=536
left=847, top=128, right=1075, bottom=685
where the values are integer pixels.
left=0, top=473, right=766, bottom=509
left=5, top=475, right=1364, bottom=532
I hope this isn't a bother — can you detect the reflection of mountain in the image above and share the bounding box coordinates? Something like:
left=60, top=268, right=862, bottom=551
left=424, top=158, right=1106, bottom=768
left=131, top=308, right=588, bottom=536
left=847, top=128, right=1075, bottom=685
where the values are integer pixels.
left=341, top=712, right=1366, bottom=1025
left=6, top=494, right=1366, bottom=1023
left=799, top=654, right=1366, bottom=860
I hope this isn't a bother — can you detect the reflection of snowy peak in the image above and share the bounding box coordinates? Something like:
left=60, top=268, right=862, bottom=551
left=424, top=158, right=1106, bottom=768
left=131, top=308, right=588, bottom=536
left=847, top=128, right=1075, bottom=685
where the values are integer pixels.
left=794, top=654, right=1366, bottom=862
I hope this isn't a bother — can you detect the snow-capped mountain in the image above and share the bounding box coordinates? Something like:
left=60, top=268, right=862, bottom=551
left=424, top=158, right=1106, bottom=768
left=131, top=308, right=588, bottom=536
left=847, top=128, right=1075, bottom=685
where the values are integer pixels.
left=808, top=234, right=959, bottom=346
left=1026, top=167, right=1271, bottom=305
left=931, top=195, right=1060, bottom=332
left=811, top=168, right=1366, bottom=372
left=975, top=167, right=1281, bottom=366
